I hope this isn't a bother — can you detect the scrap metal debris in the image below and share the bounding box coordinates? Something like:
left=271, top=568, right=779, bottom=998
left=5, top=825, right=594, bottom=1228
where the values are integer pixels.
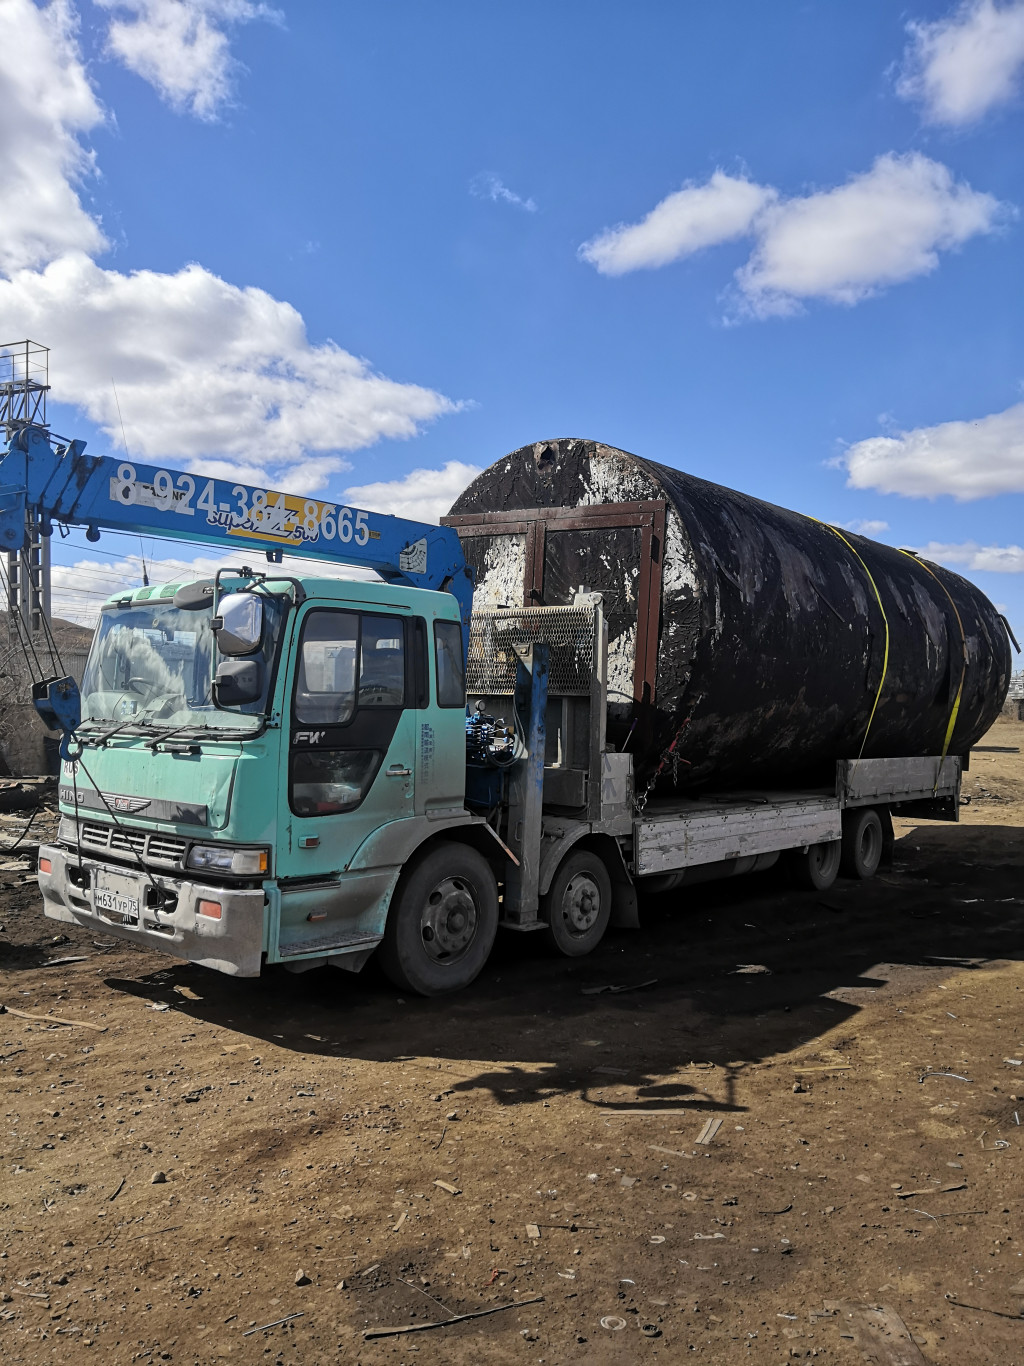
left=824, top=1301, right=929, bottom=1364
left=896, top=1183, right=966, bottom=1199
left=945, top=1292, right=1024, bottom=1322
left=695, top=1116, right=724, bottom=1145
left=243, top=1312, right=304, bottom=1336
left=363, top=1294, right=544, bottom=1339
left=0, top=1003, right=106, bottom=1031
left=580, top=979, right=658, bottom=996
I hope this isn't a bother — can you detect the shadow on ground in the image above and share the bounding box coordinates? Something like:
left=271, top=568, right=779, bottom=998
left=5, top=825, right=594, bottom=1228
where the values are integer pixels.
left=86, top=826, right=1024, bottom=1112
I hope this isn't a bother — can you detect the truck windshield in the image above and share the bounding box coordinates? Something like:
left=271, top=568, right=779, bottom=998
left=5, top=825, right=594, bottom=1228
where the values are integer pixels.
left=80, top=594, right=284, bottom=732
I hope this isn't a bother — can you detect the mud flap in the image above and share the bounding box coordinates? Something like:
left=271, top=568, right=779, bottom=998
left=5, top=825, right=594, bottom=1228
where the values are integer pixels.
left=605, top=841, right=640, bottom=929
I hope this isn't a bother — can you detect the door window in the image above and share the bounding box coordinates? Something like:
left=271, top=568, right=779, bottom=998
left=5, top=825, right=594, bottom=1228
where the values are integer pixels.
left=290, top=608, right=409, bottom=818
left=295, top=611, right=358, bottom=725
left=434, top=621, right=465, bottom=708
left=358, top=615, right=406, bottom=708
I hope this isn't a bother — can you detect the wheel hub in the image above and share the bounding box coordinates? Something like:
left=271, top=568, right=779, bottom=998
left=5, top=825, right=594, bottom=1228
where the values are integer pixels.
left=420, top=877, right=478, bottom=962
left=562, top=873, right=601, bottom=935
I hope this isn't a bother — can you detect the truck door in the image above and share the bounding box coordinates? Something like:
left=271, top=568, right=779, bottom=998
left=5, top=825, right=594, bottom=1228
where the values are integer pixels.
left=275, top=605, right=418, bottom=959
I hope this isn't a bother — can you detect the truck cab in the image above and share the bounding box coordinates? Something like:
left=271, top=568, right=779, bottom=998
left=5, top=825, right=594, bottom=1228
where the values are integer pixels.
left=38, top=572, right=500, bottom=991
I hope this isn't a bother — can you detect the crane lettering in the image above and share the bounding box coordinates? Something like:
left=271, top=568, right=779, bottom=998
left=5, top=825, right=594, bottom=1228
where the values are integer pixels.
left=108, top=463, right=373, bottom=547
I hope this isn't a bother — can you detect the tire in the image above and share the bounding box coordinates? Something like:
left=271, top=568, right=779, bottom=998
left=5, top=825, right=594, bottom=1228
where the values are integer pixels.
left=378, top=843, right=499, bottom=996
left=840, top=807, right=883, bottom=880
left=541, top=849, right=612, bottom=957
left=788, top=839, right=842, bottom=891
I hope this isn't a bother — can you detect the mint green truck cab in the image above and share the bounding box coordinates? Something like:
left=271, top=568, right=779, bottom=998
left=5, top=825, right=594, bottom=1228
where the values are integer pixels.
left=38, top=574, right=504, bottom=994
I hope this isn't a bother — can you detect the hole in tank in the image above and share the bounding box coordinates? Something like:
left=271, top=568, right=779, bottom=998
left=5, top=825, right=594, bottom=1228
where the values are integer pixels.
left=536, top=444, right=557, bottom=475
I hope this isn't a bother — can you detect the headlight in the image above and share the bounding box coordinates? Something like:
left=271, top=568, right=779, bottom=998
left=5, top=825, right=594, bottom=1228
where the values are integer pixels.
left=187, top=845, right=269, bottom=876
left=58, top=815, right=78, bottom=844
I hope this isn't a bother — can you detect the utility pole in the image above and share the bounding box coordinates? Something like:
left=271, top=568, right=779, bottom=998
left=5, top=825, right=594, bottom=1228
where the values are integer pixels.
left=0, top=341, right=52, bottom=637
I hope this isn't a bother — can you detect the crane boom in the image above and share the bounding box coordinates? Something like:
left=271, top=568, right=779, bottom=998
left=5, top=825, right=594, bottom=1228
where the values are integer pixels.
left=0, top=423, right=474, bottom=634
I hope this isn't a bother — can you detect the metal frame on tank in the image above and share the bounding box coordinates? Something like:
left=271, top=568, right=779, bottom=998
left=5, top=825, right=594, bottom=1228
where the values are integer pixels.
left=443, top=500, right=667, bottom=718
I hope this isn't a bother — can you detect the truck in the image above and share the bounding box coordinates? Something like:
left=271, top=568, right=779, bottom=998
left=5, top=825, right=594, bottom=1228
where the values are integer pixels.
left=1, top=420, right=1013, bottom=995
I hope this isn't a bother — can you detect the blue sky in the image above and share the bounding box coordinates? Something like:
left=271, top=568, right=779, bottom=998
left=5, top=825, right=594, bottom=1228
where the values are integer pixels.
left=1, top=0, right=1022, bottom=648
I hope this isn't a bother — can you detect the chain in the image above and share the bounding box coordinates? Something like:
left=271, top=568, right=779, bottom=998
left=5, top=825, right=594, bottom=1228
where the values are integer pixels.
left=632, top=695, right=703, bottom=814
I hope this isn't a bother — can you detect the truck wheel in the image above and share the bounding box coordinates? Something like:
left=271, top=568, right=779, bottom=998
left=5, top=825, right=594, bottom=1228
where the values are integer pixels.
left=788, top=839, right=841, bottom=891
left=840, top=808, right=883, bottom=880
left=378, top=843, right=498, bottom=997
left=541, top=850, right=612, bottom=957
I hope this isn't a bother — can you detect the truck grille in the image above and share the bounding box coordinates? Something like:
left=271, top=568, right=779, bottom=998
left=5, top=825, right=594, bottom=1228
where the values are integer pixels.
left=78, top=821, right=187, bottom=870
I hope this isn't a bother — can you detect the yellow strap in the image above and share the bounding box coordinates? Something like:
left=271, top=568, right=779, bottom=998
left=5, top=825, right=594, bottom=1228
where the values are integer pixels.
left=898, top=550, right=968, bottom=785
left=809, top=519, right=890, bottom=759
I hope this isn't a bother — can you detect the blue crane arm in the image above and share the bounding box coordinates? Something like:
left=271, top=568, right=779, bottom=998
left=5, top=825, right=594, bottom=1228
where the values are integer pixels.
left=0, top=425, right=474, bottom=636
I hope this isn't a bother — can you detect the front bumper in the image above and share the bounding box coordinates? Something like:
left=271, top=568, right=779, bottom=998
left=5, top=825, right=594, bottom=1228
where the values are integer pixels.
left=38, top=844, right=266, bottom=977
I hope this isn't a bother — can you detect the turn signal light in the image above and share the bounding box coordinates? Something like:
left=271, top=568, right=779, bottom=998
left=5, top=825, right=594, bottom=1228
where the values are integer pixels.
left=198, top=900, right=222, bottom=920
left=38, top=857, right=52, bottom=874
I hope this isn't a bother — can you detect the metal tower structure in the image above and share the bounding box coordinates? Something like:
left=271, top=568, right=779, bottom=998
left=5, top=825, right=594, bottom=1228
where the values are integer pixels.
left=0, top=339, right=49, bottom=434
left=1, top=341, right=52, bottom=637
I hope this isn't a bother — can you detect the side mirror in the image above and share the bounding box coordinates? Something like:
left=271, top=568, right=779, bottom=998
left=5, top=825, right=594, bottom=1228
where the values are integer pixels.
left=213, top=592, right=264, bottom=655
left=213, top=659, right=262, bottom=705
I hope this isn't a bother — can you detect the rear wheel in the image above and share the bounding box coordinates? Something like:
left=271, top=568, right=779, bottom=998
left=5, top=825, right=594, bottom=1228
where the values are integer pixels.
left=788, top=839, right=841, bottom=891
left=840, top=807, right=883, bottom=880
left=379, top=843, right=498, bottom=996
left=541, top=849, right=612, bottom=957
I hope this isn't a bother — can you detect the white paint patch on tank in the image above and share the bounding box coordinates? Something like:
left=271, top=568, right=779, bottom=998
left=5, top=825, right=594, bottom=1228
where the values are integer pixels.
left=582, top=447, right=702, bottom=671
left=607, top=623, right=637, bottom=703
left=580, top=447, right=699, bottom=597
left=475, top=533, right=526, bottom=607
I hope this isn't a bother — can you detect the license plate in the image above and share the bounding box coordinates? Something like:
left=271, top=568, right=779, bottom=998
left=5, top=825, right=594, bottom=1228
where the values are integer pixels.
left=93, top=870, right=142, bottom=924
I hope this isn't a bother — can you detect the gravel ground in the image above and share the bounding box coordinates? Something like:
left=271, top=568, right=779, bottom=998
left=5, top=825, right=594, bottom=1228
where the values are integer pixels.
left=1, top=717, right=1022, bottom=1365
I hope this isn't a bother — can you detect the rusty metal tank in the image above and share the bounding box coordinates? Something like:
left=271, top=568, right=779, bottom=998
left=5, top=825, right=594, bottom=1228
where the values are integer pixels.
left=444, top=438, right=1012, bottom=793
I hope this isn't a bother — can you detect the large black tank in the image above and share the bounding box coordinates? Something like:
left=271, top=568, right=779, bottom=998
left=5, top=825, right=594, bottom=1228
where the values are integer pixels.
left=446, top=438, right=1012, bottom=793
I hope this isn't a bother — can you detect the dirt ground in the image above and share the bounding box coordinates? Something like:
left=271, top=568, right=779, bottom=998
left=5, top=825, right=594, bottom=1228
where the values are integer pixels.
left=2, top=717, right=1024, bottom=1366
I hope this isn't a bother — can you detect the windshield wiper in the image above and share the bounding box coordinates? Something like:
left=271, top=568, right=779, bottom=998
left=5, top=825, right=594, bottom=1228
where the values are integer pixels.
left=144, top=723, right=204, bottom=750
left=76, top=719, right=150, bottom=746
left=173, top=722, right=260, bottom=739
left=79, top=715, right=261, bottom=746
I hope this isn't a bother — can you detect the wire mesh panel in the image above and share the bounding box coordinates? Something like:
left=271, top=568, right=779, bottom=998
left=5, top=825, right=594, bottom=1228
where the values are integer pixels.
left=467, top=605, right=596, bottom=696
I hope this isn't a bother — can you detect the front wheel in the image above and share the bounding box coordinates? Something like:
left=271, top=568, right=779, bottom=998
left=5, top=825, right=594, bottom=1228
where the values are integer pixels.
left=541, top=849, right=612, bottom=957
left=787, top=839, right=841, bottom=891
left=378, top=843, right=498, bottom=996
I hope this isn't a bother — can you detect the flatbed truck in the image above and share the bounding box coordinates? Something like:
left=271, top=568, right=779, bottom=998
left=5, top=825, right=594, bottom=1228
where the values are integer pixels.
left=0, top=419, right=967, bottom=994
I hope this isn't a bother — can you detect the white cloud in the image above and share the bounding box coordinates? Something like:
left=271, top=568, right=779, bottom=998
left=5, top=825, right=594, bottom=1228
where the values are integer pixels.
left=735, top=153, right=1003, bottom=316
left=96, top=0, right=280, bottom=120
left=51, top=547, right=379, bottom=625
left=913, top=540, right=1024, bottom=572
left=579, top=171, right=774, bottom=276
left=898, top=0, right=1024, bottom=126
left=843, top=519, right=891, bottom=537
left=841, top=402, right=1024, bottom=500
left=470, top=173, right=537, bottom=213
left=0, top=251, right=459, bottom=491
left=343, top=461, right=482, bottom=525
left=0, top=0, right=107, bottom=273
left=51, top=550, right=219, bottom=623
left=0, top=2, right=460, bottom=493
left=579, top=155, right=1007, bottom=317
